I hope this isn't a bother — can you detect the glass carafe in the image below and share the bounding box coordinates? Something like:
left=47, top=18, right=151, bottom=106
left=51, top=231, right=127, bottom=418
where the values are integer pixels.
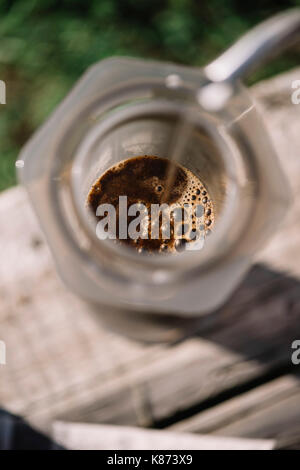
left=17, top=10, right=299, bottom=338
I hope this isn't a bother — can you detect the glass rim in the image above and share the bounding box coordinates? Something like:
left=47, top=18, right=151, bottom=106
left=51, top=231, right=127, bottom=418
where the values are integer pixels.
left=49, top=78, right=246, bottom=290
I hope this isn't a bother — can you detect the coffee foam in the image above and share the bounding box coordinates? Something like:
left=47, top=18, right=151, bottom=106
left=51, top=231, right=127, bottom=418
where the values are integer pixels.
left=171, top=166, right=214, bottom=240
left=87, top=155, right=214, bottom=254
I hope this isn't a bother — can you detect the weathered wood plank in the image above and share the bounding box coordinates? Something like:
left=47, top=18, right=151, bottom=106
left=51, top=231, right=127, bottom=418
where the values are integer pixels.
left=0, top=68, right=300, bottom=434
left=51, top=421, right=275, bottom=450
left=169, top=373, right=300, bottom=441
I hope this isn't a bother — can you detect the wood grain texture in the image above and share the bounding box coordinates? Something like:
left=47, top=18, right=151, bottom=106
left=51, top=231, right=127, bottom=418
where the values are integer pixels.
left=169, top=374, right=300, bottom=440
left=51, top=421, right=275, bottom=450
left=0, top=68, right=300, bottom=437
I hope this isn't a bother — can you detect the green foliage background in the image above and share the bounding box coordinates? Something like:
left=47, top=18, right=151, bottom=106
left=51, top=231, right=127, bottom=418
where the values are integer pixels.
left=0, top=0, right=299, bottom=191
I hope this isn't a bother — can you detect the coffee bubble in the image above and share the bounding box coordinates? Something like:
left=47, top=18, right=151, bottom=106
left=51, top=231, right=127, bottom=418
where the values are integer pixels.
left=87, top=156, right=214, bottom=254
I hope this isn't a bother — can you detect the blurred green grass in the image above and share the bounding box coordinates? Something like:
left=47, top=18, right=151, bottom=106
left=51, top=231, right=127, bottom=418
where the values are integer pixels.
left=0, top=0, right=299, bottom=191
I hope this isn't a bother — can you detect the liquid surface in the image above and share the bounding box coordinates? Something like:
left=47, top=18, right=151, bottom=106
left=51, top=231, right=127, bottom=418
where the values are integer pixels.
left=87, top=156, right=214, bottom=253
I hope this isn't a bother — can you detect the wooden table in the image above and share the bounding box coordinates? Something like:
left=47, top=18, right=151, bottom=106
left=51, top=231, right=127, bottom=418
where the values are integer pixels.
left=0, top=68, right=300, bottom=447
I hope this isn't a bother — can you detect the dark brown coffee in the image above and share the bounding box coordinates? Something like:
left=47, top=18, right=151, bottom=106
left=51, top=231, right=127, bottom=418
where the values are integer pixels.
left=87, top=156, right=214, bottom=253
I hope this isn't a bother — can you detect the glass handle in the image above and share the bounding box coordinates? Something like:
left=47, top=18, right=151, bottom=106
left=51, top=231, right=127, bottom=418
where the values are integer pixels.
left=205, top=8, right=300, bottom=83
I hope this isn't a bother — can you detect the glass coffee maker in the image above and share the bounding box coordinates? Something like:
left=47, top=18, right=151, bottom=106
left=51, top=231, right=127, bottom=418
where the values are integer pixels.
left=17, top=10, right=300, bottom=340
